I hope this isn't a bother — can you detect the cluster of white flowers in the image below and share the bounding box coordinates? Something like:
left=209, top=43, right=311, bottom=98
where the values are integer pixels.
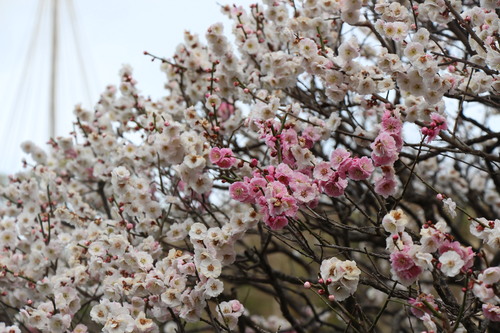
left=319, top=257, right=360, bottom=301
left=470, top=218, right=500, bottom=249
left=216, top=300, right=245, bottom=330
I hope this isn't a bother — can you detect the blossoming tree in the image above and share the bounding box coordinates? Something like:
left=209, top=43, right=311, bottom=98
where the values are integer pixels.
left=1, top=0, right=500, bottom=332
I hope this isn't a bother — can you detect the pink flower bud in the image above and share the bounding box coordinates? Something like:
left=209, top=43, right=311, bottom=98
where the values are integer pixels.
left=304, top=281, right=311, bottom=289
left=231, top=301, right=242, bottom=312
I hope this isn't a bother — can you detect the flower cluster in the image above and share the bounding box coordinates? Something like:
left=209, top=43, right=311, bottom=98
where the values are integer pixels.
left=319, top=257, right=361, bottom=301
left=216, top=300, right=245, bottom=330
left=473, top=267, right=500, bottom=322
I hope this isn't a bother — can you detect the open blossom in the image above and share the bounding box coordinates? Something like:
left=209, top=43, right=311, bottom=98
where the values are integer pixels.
left=103, top=313, right=135, bottom=333
left=347, top=156, right=374, bottom=180
left=382, top=209, right=408, bottom=234
left=370, top=132, right=399, bottom=166
left=291, top=182, right=318, bottom=203
left=204, top=278, right=224, bottom=298
left=320, top=257, right=360, bottom=301
left=298, top=38, right=318, bottom=59
left=313, top=161, right=334, bottom=181
left=404, top=42, right=425, bottom=61
left=438, top=240, right=474, bottom=271
left=229, top=181, right=251, bottom=202
left=472, top=282, right=499, bottom=304
left=263, top=181, right=298, bottom=217
left=387, top=231, right=414, bottom=252
left=390, top=246, right=423, bottom=286
left=264, top=215, right=288, bottom=230
left=479, top=267, right=500, bottom=285
left=330, top=148, right=351, bottom=169
left=209, top=147, right=236, bottom=169
left=374, top=173, right=397, bottom=198
left=321, top=172, right=348, bottom=197
left=135, top=312, right=155, bottom=332
left=442, top=197, right=457, bottom=218
left=199, top=257, right=222, bottom=278
left=439, top=251, right=464, bottom=277
left=483, top=303, right=500, bottom=322
left=0, top=324, right=21, bottom=333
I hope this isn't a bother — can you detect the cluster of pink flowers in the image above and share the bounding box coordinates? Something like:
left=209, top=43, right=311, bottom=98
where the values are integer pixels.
left=229, top=152, right=375, bottom=229
left=384, top=209, right=476, bottom=288
left=209, top=147, right=237, bottom=169
left=370, top=109, right=403, bottom=197
left=421, top=113, right=448, bottom=143
left=390, top=245, right=425, bottom=287
left=229, top=163, right=315, bottom=230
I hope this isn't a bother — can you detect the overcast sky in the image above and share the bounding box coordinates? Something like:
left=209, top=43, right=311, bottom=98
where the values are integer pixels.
left=0, top=0, right=254, bottom=174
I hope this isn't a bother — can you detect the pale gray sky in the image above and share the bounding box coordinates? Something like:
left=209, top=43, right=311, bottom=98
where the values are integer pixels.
left=0, top=0, right=254, bottom=174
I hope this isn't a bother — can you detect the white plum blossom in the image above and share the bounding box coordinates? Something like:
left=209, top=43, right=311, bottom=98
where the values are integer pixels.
left=216, top=300, right=245, bottom=330
left=199, top=257, right=222, bottom=278
left=382, top=209, right=408, bottom=234
left=320, top=257, right=361, bottom=301
left=439, top=251, right=465, bottom=277
left=442, top=198, right=457, bottom=218
left=204, top=278, right=224, bottom=298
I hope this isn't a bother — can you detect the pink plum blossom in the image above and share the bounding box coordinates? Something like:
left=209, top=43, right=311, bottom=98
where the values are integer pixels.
left=229, top=181, right=251, bottom=202
left=421, top=113, right=448, bottom=143
left=390, top=246, right=423, bottom=286
left=370, top=132, right=399, bottom=166
left=483, top=303, right=500, bottom=322
left=374, top=174, right=397, bottom=198
left=347, top=156, right=375, bottom=180
left=321, top=172, right=348, bottom=197
left=313, top=161, right=334, bottom=181
left=330, top=148, right=351, bottom=169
